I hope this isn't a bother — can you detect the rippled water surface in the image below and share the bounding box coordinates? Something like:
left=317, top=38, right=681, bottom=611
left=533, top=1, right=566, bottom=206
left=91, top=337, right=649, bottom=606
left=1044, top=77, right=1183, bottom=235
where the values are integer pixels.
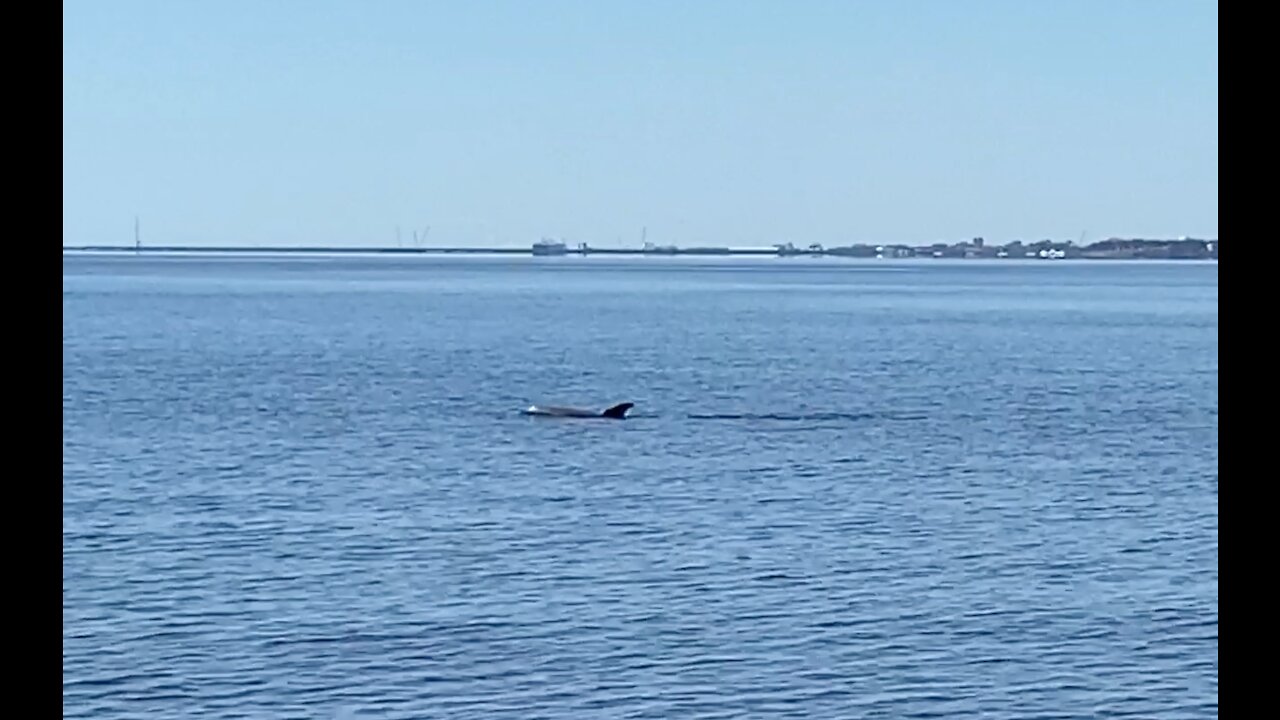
left=63, top=255, right=1218, bottom=719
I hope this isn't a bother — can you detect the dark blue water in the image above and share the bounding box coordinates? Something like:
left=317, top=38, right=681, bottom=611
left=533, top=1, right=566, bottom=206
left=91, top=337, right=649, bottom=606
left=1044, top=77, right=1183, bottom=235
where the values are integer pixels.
left=63, top=254, right=1218, bottom=719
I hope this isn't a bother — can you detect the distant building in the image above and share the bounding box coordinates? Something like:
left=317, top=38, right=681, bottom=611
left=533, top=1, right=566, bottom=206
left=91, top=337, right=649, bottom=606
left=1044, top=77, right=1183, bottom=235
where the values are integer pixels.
left=642, top=242, right=678, bottom=255
left=532, top=238, right=567, bottom=255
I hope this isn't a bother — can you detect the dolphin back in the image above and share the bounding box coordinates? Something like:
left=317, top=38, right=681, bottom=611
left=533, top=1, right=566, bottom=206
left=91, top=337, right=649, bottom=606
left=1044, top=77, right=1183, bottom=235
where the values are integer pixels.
left=522, top=402, right=634, bottom=419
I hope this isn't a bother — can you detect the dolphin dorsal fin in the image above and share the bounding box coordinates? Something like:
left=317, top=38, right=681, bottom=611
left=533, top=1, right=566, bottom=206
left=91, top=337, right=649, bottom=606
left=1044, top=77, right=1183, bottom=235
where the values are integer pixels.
left=600, top=402, right=634, bottom=419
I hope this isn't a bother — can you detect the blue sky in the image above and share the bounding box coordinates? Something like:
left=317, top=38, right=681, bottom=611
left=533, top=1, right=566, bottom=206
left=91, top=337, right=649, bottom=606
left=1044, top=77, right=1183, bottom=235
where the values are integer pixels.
left=63, top=0, right=1217, bottom=248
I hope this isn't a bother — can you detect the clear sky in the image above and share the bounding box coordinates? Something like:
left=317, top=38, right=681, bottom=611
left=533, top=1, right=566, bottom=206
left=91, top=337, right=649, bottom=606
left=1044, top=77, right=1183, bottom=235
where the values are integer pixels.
left=63, top=0, right=1217, bottom=248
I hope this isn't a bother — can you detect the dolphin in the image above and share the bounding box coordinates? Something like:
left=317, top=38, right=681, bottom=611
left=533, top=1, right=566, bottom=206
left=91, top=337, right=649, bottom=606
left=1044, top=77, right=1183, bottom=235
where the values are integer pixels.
left=521, top=402, right=634, bottom=419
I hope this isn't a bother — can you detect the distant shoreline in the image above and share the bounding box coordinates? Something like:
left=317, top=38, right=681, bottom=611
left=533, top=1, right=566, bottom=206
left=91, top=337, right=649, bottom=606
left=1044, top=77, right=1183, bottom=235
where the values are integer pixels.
left=62, top=242, right=1218, bottom=261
